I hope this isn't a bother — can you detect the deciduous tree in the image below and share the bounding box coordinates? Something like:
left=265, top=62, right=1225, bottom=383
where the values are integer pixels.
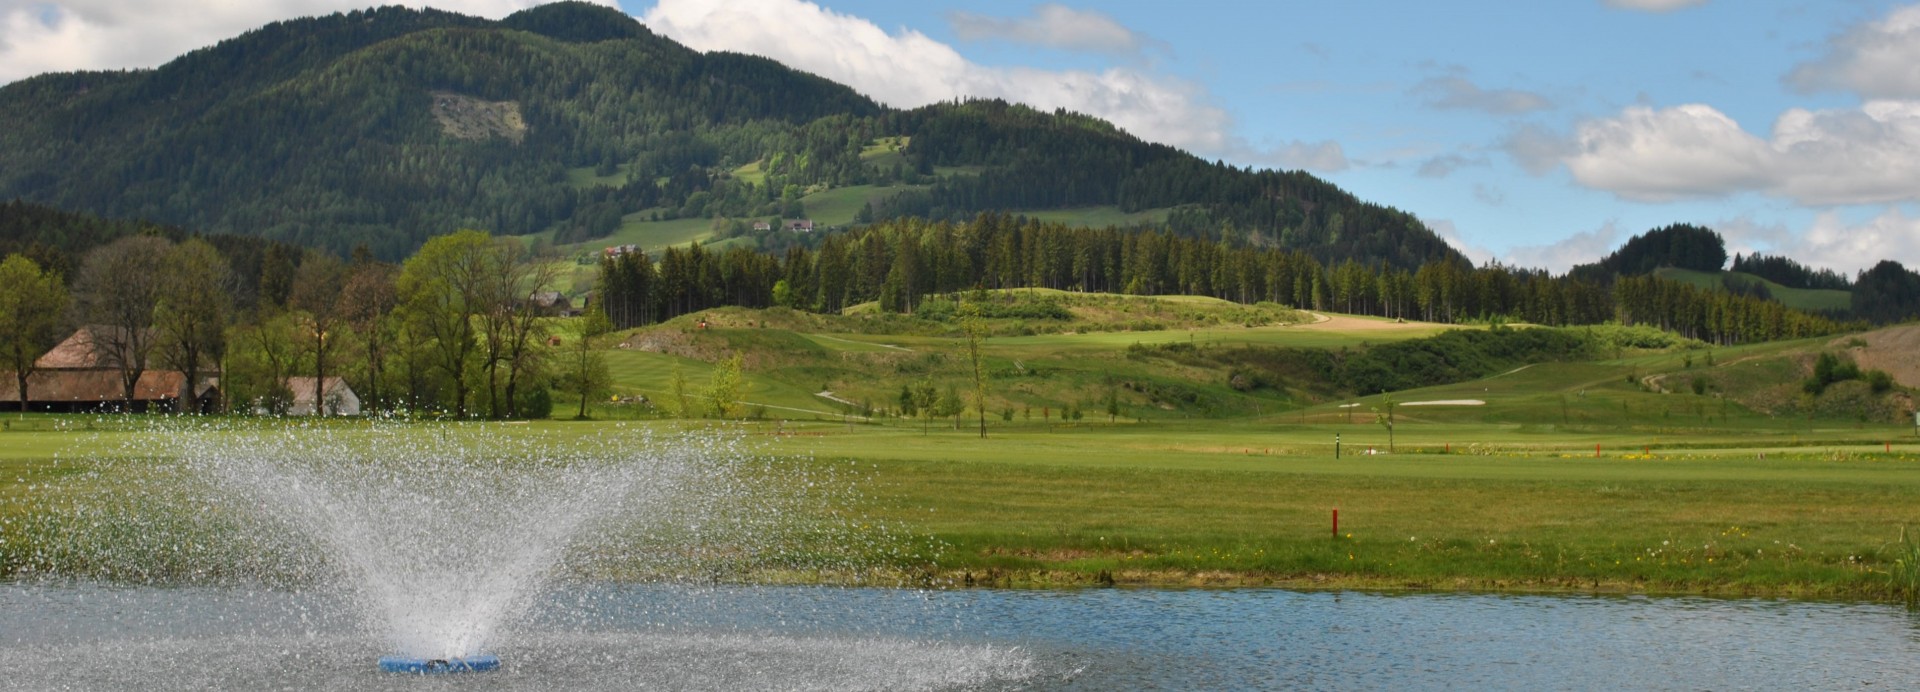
left=0, top=255, right=69, bottom=414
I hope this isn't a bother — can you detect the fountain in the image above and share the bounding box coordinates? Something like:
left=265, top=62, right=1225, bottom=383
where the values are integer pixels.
left=0, top=421, right=1037, bottom=688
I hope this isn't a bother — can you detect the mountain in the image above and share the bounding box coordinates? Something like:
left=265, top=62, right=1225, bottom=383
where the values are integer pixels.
left=0, top=2, right=1461, bottom=268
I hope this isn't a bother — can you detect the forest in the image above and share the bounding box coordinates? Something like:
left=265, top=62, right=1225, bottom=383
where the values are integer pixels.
left=597, top=214, right=1864, bottom=346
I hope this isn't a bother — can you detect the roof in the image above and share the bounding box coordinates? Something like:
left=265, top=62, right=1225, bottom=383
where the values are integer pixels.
left=284, top=376, right=355, bottom=405
left=0, top=369, right=191, bottom=403
left=530, top=291, right=569, bottom=307
left=35, top=326, right=160, bottom=370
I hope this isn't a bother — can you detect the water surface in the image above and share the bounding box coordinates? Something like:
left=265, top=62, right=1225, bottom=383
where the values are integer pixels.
left=5, top=582, right=1918, bottom=690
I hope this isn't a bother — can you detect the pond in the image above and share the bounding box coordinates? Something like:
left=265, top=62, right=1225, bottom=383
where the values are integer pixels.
left=4, top=582, right=1917, bottom=690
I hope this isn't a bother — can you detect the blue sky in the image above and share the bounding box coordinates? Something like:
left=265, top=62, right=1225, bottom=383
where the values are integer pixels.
left=5, top=0, right=1919, bottom=273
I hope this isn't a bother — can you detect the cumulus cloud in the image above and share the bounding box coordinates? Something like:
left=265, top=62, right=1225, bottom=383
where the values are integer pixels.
left=1411, top=76, right=1552, bottom=114
left=1603, top=0, right=1708, bottom=11
left=643, top=0, right=1343, bottom=171
left=0, top=0, right=591, bottom=84
left=1787, top=4, right=1920, bottom=99
left=1532, top=101, right=1920, bottom=205
left=1502, top=221, right=1624, bottom=273
left=948, top=4, right=1154, bottom=57
left=1563, top=104, right=1773, bottom=201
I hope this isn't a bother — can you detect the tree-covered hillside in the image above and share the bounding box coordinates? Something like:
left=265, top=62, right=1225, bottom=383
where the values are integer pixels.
left=0, top=2, right=1462, bottom=269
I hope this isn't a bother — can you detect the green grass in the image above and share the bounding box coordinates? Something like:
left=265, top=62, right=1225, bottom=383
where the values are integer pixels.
left=729, top=161, right=767, bottom=188
left=1654, top=267, right=1852, bottom=313
left=10, top=415, right=1918, bottom=598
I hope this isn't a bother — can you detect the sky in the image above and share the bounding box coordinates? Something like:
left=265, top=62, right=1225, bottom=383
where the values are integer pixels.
left=4, top=0, right=1920, bottom=274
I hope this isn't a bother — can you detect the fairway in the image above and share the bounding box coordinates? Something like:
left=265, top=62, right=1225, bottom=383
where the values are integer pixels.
left=8, top=415, right=1917, bottom=600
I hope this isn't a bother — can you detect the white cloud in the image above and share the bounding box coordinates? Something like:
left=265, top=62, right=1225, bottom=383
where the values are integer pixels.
left=0, top=0, right=594, bottom=84
left=948, top=4, right=1152, bottom=57
left=642, top=0, right=1343, bottom=171
left=1539, top=101, right=1920, bottom=205
left=1603, top=0, right=1708, bottom=12
left=1501, top=221, right=1623, bottom=273
left=1420, top=217, right=1495, bottom=266
left=1787, top=4, right=1920, bottom=99
left=1564, top=104, right=1772, bottom=202
left=1411, top=77, right=1551, bottom=114
left=1719, top=210, right=1920, bottom=274
left=1796, top=208, right=1920, bottom=272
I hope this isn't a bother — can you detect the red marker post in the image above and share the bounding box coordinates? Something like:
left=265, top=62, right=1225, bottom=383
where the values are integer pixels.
left=1332, top=508, right=1339, bottom=539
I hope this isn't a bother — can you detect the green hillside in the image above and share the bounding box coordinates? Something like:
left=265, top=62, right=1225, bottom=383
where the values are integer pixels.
left=1653, top=267, right=1851, bottom=313
left=0, top=2, right=1461, bottom=269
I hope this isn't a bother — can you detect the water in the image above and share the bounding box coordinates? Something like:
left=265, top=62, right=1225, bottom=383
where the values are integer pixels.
left=4, top=582, right=1920, bottom=689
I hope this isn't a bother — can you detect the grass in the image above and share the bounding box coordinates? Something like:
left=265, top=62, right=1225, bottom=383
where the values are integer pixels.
left=7, top=415, right=1919, bottom=599
left=1654, top=267, right=1852, bottom=313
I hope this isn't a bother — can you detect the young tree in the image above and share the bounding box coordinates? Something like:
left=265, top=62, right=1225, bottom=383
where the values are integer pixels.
left=935, top=384, right=964, bottom=430
left=961, top=303, right=989, bottom=438
left=560, top=306, right=614, bottom=419
left=73, top=235, right=170, bottom=408
left=1372, top=393, right=1397, bottom=452
left=705, top=352, right=747, bottom=419
left=154, top=239, right=232, bottom=414
left=668, top=365, right=691, bottom=418
left=0, top=255, right=69, bottom=414
left=911, top=380, right=938, bottom=434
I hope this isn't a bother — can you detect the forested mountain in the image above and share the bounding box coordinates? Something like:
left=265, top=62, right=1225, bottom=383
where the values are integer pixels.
left=0, top=2, right=1461, bottom=268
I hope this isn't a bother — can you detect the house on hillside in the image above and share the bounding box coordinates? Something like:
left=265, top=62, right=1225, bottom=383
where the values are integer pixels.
left=528, top=291, right=575, bottom=316
left=785, top=219, right=814, bottom=233
left=0, top=326, right=219, bottom=413
left=281, top=376, right=360, bottom=416
left=752, top=220, right=773, bottom=232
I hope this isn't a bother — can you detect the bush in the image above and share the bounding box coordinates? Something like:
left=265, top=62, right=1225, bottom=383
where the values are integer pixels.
left=1868, top=369, right=1895, bottom=394
left=517, top=385, right=554, bottom=420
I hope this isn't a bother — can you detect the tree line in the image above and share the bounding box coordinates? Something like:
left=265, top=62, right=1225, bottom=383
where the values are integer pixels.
left=597, top=213, right=1859, bottom=342
left=0, top=230, right=589, bottom=418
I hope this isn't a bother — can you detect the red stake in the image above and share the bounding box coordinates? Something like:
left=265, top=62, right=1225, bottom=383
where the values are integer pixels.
left=1333, top=508, right=1339, bottom=539
left=1595, top=444, right=1601, bottom=458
